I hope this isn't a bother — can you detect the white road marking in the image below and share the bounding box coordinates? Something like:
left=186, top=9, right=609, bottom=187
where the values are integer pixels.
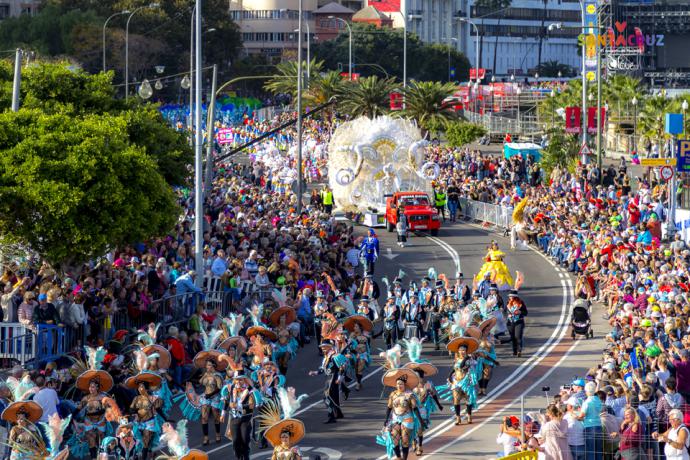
left=383, top=247, right=399, bottom=260
left=426, top=235, right=462, bottom=277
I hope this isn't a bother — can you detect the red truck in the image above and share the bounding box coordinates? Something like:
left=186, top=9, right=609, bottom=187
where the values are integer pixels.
left=385, top=191, right=441, bottom=236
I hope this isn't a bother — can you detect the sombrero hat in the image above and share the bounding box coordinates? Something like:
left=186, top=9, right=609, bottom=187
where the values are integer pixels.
left=264, top=418, right=305, bottom=448
left=125, top=371, right=163, bottom=390
left=268, top=306, right=297, bottom=327
left=218, top=336, right=248, bottom=355
left=447, top=336, right=479, bottom=354
left=142, top=344, right=171, bottom=370
left=180, top=449, right=209, bottom=460
left=246, top=326, right=278, bottom=342
left=479, top=317, right=497, bottom=338
left=343, top=315, right=374, bottom=333
left=382, top=368, right=420, bottom=390
left=76, top=370, right=114, bottom=393
left=464, top=326, right=482, bottom=340
left=218, top=354, right=243, bottom=372
left=403, top=361, right=438, bottom=377
left=1, top=401, right=42, bottom=424
left=193, top=350, right=229, bottom=371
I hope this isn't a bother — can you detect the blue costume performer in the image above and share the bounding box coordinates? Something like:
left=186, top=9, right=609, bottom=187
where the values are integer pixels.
left=359, top=229, right=379, bottom=275
left=437, top=337, right=479, bottom=426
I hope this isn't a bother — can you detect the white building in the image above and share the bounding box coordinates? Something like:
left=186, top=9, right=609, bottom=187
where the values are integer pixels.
left=368, top=0, right=581, bottom=77
left=0, top=0, right=39, bottom=19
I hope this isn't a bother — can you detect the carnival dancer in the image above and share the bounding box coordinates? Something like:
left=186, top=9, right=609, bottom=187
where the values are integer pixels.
left=427, top=275, right=449, bottom=350
left=510, top=197, right=530, bottom=250
left=359, top=229, right=379, bottom=276
left=193, top=344, right=227, bottom=446
left=382, top=297, right=401, bottom=349
left=221, top=373, right=260, bottom=460
left=218, top=314, right=248, bottom=382
left=376, top=346, right=424, bottom=460
left=40, top=413, right=71, bottom=460
left=246, top=306, right=277, bottom=370
left=125, top=372, right=164, bottom=460
left=269, top=306, right=299, bottom=376
left=2, top=401, right=45, bottom=460
left=308, top=339, right=348, bottom=424
left=140, top=344, right=173, bottom=418
left=402, top=338, right=443, bottom=456
left=158, top=420, right=208, bottom=460
left=439, top=337, right=479, bottom=425
left=401, top=290, right=424, bottom=340
left=475, top=241, right=514, bottom=290
left=115, top=418, right=136, bottom=460
left=313, top=291, right=329, bottom=345
left=476, top=318, right=500, bottom=397
left=257, top=387, right=308, bottom=460
left=343, top=314, right=374, bottom=391
left=74, top=347, right=121, bottom=460
left=505, top=289, right=528, bottom=357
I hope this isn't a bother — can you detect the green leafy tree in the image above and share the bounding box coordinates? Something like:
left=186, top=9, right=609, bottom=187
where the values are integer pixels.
left=0, top=110, right=179, bottom=271
left=400, top=80, right=458, bottom=135
left=445, top=122, right=487, bottom=147
left=264, top=60, right=324, bottom=97
left=534, top=61, right=575, bottom=78
left=338, top=76, right=398, bottom=119
left=540, top=129, right=580, bottom=176
left=638, top=92, right=677, bottom=146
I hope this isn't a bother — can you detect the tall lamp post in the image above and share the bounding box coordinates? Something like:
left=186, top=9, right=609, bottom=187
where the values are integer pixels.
left=683, top=100, right=689, bottom=139
left=103, top=10, right=129, bottom=73
left=442, top=36, right=458, bottom=82
left=297, top=0, right=304, bottom=212
left=329, top=16, right=352, bottom=81
left=294, top=21, right=311, bottom=88
left=193, top=0, right=203, bottom=284
left=125, top=3, right=159, bottom=100
left=550, top=89, right=555, bottom=129
left=458, top=18, right=479, bottom=87
left=632, top=96, right=638, bottom=153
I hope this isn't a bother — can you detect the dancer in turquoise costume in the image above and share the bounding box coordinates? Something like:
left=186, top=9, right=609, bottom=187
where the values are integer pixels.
left=437, top=336, right=479, bottom=426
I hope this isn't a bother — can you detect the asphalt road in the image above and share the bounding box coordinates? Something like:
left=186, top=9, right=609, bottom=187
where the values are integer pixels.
left=170, top=217, right=570, bottom=460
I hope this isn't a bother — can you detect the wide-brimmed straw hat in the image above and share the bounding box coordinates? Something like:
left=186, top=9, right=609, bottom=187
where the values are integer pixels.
left=76, top=370, right=114, bottom=393
left=343, top=314, right=374, bottom=332
left=268, top=306, right=297, bottom=327
left=124, top=371, right=163, bottom=390
left=246, top=326, right=278, bottom=342
left=264, top=418, right=305, bottom=448
left=464, top=326, right=482, bottom=340
left=403, top=361, right=438, bottom=377
left=447, top=336, right=479, bottom=354
left=382, top=368, right=420, bottom=390
left=193, top=350, right=228, bottom=371
left=142, top=344, right=171, bottom=370
left=180, top=449, right=209, bottom=460
left=1, top=401, right=42, bottom=424
left=479, top=317, right=497, bottom=338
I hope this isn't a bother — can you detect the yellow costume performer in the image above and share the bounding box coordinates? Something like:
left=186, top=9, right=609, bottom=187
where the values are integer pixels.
left=475, top=242, right=513, bottom=290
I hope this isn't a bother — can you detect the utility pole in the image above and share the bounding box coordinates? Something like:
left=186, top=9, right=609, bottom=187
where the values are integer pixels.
left=205, top=64, right=217, bottom=194
left=194, top=0, right=204, bottom=285
left=596, top=42, right=602, bottom=177
left=296, top=0, right=304, bottom=212
left=11, top=49, right=22, bottom=112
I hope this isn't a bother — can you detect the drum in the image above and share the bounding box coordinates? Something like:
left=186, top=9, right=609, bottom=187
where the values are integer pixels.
left=404, top=324, right=419, bottom=340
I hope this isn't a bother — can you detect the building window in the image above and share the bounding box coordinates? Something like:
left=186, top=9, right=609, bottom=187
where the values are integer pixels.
left=0, top=4, right=9, bottom=18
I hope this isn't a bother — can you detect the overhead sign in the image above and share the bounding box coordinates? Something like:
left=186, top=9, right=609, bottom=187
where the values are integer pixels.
left=640, top=158, right=677, bottom=167
left=677, top=139, right=690, bottom=172
left=469, top=68, right=486, bottom=80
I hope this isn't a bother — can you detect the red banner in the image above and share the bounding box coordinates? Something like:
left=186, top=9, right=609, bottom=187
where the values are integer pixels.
left=469, top=68, right=486, bottom=80
left=339, top=72, right=360, bottom=81
left=587, top=107, right=606, bottom=134
left=492, top=83, right=505, bottom=98
left=389, top=92, right=403, bottom=110
left=565, top=107, right=582, bottom=134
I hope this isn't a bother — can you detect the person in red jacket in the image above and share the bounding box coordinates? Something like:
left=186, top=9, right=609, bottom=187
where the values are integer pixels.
left=165, top=326, right=187, bottom=391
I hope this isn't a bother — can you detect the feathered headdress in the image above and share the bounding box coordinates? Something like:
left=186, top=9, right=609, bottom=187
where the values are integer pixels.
left=378, top=344, right=401, bottom=370
left=86, top=346, right=107, bottom=371
left=381, top=276, right=390, bottom=293
left=257, top=398, right=283, bottom=435
left=248, top=304, right=265, bottom=327
left=336, top=296, right=355, bottom=315
left=320, top=313, right=343, bottom=341
left=132, top=350, right=149, bottom=373
left=512, top=197, right=529, bottom=224
left=40, top=414, right=72, bottom=458
left=137, top=323, right=160, bottom=346
left=6, top=375, right=37, bottom=402
left=221, top=313, right=244, bottom=338
left=159, top=420, right=189, bottom=458
left=200, top=327, right=223, bottom=352
left=397, top=269, right=406, bottom=280
left=438, top=274, right=449, bottom=290
left=427, top=267, right=437, bottom=281
left=402, top=338, right=423, bottom=363
left=271, top=288, right=288, bottom=308
left=277, top=387, right=308, bottom=419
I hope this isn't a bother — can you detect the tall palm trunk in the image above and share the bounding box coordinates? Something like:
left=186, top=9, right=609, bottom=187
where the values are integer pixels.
left=537, top=0, right=548, bottom=68
left=492, top=15, right=504, bottom=75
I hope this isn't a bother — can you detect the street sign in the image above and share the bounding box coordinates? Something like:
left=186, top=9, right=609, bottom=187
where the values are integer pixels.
left=216, top=128, right=233, bottom=145
left=660, top=166, right=674, bottom=182
left=640, top=158, right=677, bottom=167
left=450, top=67, right=456, bottom=78
left=578, top=143, right=593, bottom=156
left=676, top=139, right=690, bottom=172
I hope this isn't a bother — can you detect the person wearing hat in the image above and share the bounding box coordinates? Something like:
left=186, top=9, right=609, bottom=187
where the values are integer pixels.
left=425, top=279, right=446, bottom=351
left=308, top=340, right=347, bottom=424
left=115, top=417, right=136, bottom=460
left=505, top=290, right=528, bottom=357
left=3, top=401, right=45, bottom=460
left=382, top=297, right=401, bottom=350
left=401, top=293, right=424, bottom=340
left=475, top=337, right=499, bottom=397
left=446, top=340, right=478, bottom=425
left=221, top=373, right=259, bottom=460
left=127, top=375, right=164, bottom=460
left=380, top=369, right=424, bottom=460
left=196, top=357, right=225, bottom=445
left=359, top=229, right=379, bottom=276
left=344, top=315, right=373, bottom=391
left=475, top=241, right=514, bottom=292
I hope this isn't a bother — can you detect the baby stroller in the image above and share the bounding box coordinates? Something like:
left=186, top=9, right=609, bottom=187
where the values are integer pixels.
left=571, top=298, right=593, bottom=339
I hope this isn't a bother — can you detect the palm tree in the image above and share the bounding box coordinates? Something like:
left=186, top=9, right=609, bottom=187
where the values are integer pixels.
left=602, top=75, right=644, bottom=122
left=638, top=92, right=676, bottom=146
left=474, top=0, right=512, bottom=75
left=338, top=76, right=399, bottom=119
left=400, top=80, right=458, bottom=135
left=534, top=61, right=574, bottom=78
left=306, top=70, right=345, bottom=106
left=263, top=59, right=323, bottom=97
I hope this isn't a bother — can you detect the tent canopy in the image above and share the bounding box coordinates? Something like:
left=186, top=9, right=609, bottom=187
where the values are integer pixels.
left=504, top=142, right=542, bottom=161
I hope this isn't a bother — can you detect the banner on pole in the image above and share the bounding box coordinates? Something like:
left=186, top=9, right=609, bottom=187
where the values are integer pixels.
left=587, top=107, right=606, bottom=133
left=469, top=68, right=486, bottom=80
left=584, top=0, right=598, bottom=81
left=217, top=128, right=233, bottom=145
left=565, top=106, right=582, bottom=133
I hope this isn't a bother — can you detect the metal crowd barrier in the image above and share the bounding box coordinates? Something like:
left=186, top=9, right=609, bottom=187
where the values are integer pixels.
left=0, top=323, right=36, bottom=365
left=459, top=197, right=513, bottom=230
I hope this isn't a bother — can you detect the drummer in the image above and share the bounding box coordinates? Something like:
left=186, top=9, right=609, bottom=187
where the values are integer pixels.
left=402, top=293, right=424, bottom=340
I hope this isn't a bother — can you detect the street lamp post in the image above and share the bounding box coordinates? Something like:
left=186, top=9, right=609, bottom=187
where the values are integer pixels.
left=329, top=16, right=352, bottom=81
left=683, top=100, right=689, bottom=139
left=632, top=96, right=638, bottom=153
left=294, top=22, right=311, bottom=89
left=442, top=37, right=458, bottom=82
left=459, top=18, right=479, bottom=87
left=550, top=89, right=555, bottom=129
left=516, top=86, right=522, bottom=132
left=125, top=3, right=159, bottom=100
left=297, top=0, right=304, bottom=212
left=103, top=10, right=129, bottom=73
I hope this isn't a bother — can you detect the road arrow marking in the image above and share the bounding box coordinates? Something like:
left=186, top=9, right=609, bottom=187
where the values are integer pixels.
left=383, top=248, right=399, bottom=260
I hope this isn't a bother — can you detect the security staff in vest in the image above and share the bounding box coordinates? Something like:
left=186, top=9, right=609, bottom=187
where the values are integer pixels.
left=321, top=185, right=334, bottom=215
left=433, top=184, right=447, bottom=221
